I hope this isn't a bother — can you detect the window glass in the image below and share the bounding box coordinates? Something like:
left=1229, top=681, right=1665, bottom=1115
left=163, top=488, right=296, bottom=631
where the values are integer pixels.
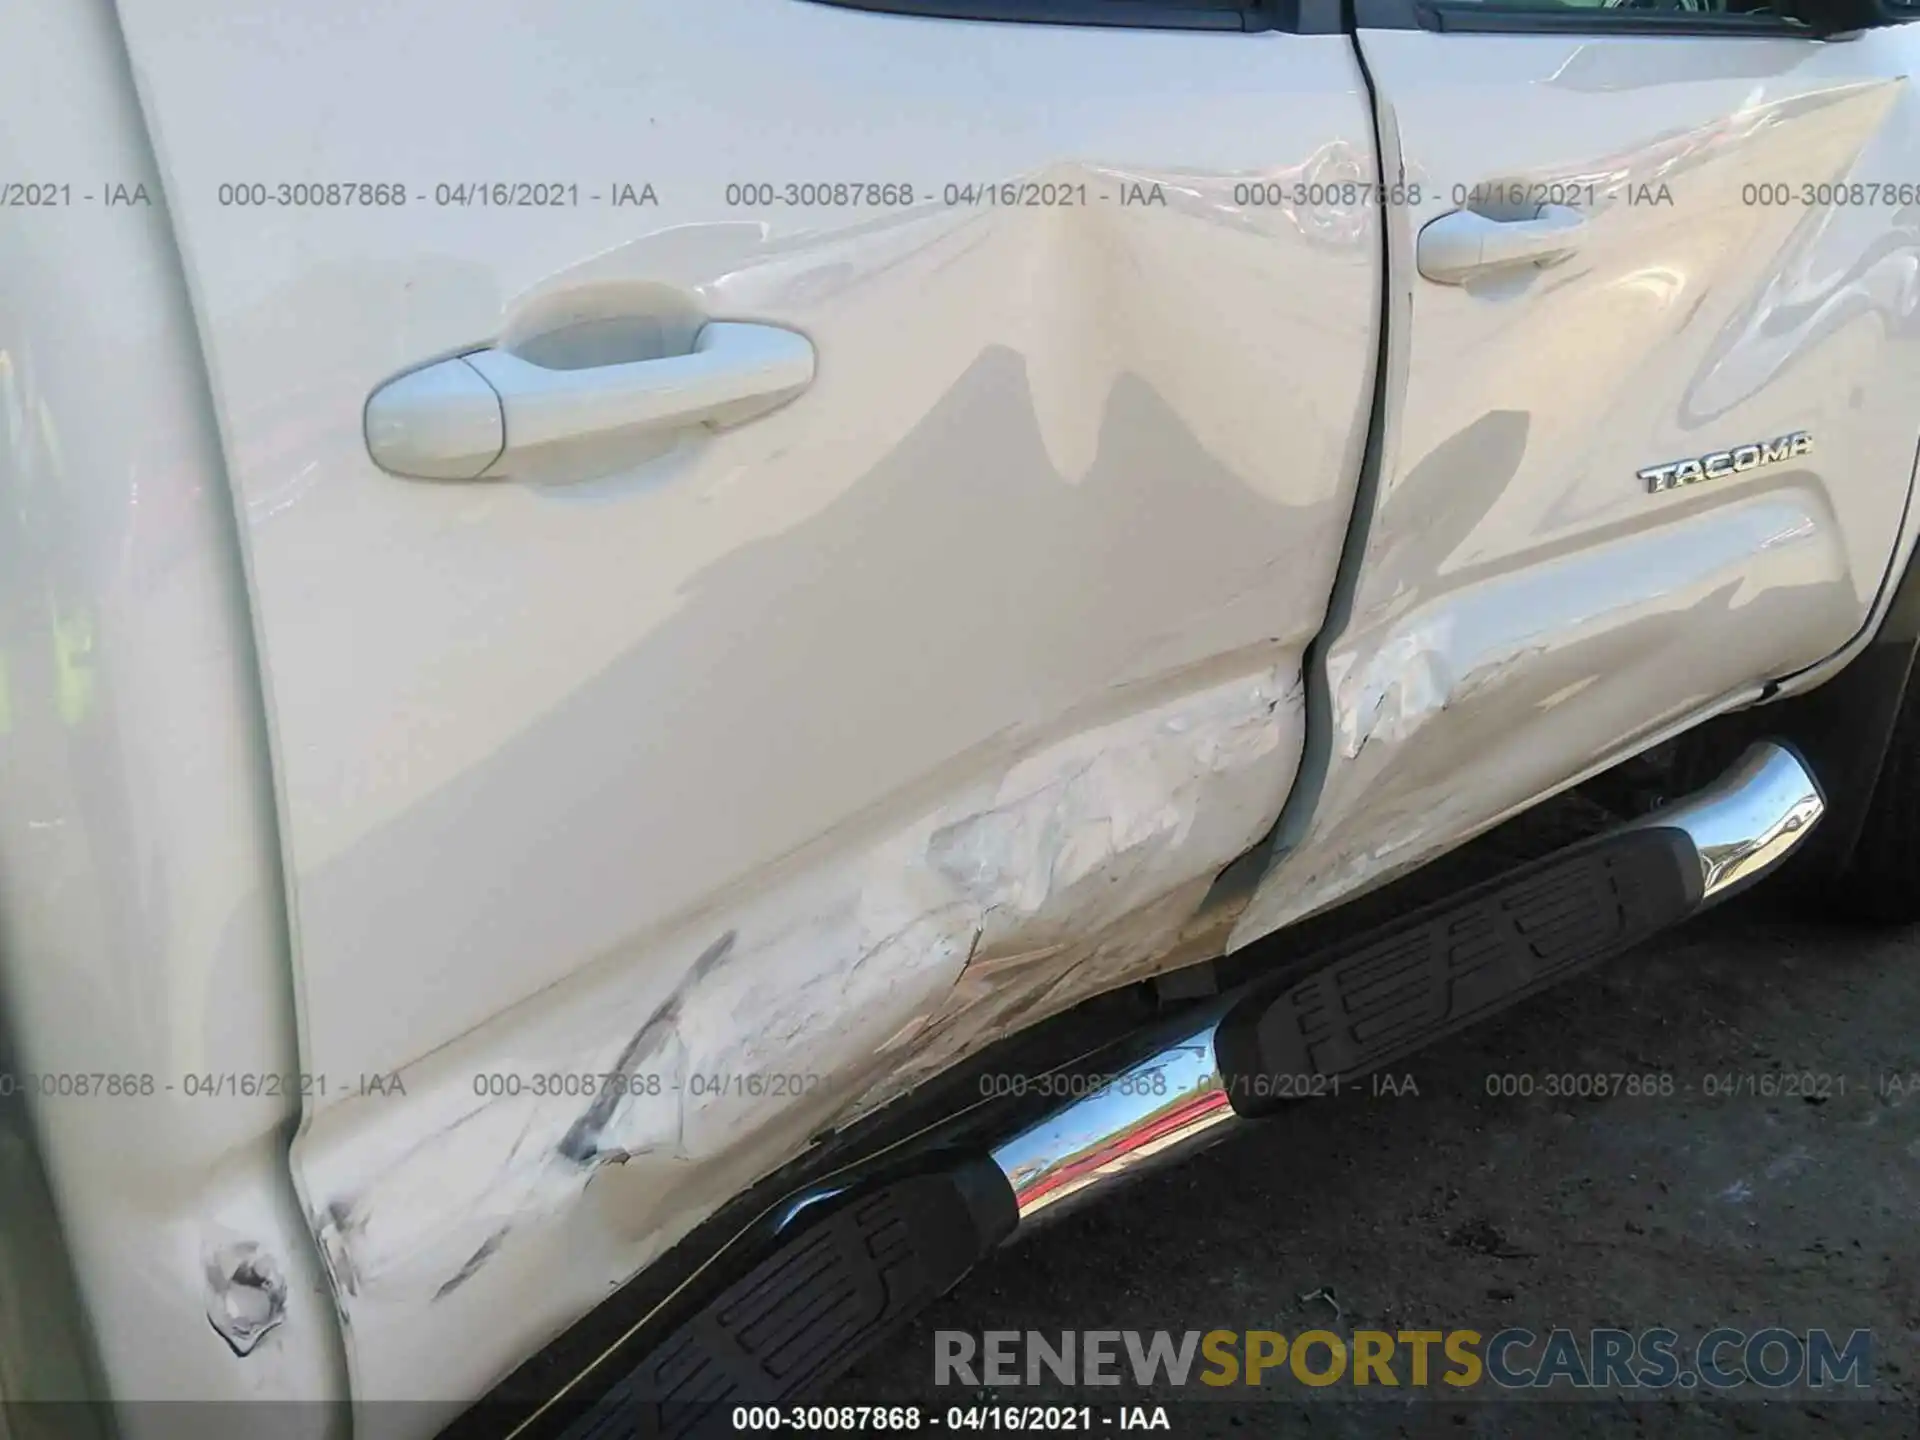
left=1446, top=0, right=1793, bottom=14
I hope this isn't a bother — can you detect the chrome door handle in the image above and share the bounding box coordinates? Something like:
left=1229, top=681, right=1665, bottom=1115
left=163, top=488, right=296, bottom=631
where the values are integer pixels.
left=1416, top=204, right=1588, bottom=285
left=364, top=321, right=816, bottom=480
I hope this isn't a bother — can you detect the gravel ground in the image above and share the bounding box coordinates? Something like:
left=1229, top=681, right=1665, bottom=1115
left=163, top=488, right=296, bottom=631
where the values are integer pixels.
left=833, top=891, right=1920, bottom=1437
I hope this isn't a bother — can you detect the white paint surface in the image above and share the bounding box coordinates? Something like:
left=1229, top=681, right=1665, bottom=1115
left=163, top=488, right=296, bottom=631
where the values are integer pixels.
left=114, top=0, right=1377, bottom=1412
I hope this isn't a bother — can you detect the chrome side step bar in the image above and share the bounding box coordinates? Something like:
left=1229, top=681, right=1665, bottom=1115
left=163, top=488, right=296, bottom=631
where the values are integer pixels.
left=989, top=741, right=1822, bottom=1227
left=546, top=743, right=1821, bottom=1437
left=1626, top=740, right=1827, bottom=907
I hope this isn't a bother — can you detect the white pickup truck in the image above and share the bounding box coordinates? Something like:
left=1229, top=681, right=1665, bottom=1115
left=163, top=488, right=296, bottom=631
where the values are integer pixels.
left=5, top=0, right=1920, bottom=1435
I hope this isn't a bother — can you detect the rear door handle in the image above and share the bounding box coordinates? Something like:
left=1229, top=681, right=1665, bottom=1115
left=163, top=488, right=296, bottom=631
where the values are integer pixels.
left=364, top=321, right=816, bottom=480
left=1416, top=204, right=1588, bottom=285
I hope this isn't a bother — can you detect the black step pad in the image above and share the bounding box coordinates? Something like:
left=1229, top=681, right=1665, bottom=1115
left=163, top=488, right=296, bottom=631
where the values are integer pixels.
left=1217, top=826, right=1701, bottom=1113
left=561, top=1161, right=1014, bottom=1439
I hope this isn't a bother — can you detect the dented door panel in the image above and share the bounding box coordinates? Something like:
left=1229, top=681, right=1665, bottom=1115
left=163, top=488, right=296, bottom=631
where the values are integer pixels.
left=114, top=0, right=1380, bottom=1413
left=1232, top=31, right=1920, bottom=946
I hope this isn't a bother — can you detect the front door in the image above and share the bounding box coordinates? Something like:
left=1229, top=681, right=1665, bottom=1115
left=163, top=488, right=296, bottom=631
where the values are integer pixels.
left=117, top=0, right=1381, bottom=1409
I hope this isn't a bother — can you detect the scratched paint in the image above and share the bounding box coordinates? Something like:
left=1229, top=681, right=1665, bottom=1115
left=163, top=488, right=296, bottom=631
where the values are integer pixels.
left=202, top=1240, right=289, bottom=1358
left=295, top=656, right=1305, bottom=1413
left=1232, top=490, right=1857, bottom=946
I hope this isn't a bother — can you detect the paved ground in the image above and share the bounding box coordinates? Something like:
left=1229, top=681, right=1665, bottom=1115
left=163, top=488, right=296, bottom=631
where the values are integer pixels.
left=834, top=890, right=1920, bottom=1437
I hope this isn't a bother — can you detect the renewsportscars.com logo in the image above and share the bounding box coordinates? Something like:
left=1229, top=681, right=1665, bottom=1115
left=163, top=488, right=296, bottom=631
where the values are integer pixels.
left=934, top=1327, right=1873, bottom=1392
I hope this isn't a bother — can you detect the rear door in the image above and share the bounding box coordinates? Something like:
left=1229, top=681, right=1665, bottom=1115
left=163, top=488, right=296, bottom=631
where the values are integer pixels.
left=115, top=0, right=1379, bottom=1410
left=1234, top=7, right=1920, bottom=943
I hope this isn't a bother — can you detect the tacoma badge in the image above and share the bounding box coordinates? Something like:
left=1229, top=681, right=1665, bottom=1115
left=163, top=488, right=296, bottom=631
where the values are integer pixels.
left=1640, top=432, right=1812, bottom=494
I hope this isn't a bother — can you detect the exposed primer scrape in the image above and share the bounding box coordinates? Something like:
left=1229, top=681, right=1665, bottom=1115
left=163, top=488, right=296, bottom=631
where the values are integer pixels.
left=557, top=930, right=739, bottom=1166
left=203, top=1239, right=288, bottom=1358
left=431, top=1228, right=506, bottom=1303
left=297, top=659, right=1306, bottom=1344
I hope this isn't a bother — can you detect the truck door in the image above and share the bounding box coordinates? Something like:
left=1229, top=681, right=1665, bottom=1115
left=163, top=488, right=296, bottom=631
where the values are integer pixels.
left=1234, top=11, right=1920, bottom=944
left=115, top=0, right=1379, bottom=1410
